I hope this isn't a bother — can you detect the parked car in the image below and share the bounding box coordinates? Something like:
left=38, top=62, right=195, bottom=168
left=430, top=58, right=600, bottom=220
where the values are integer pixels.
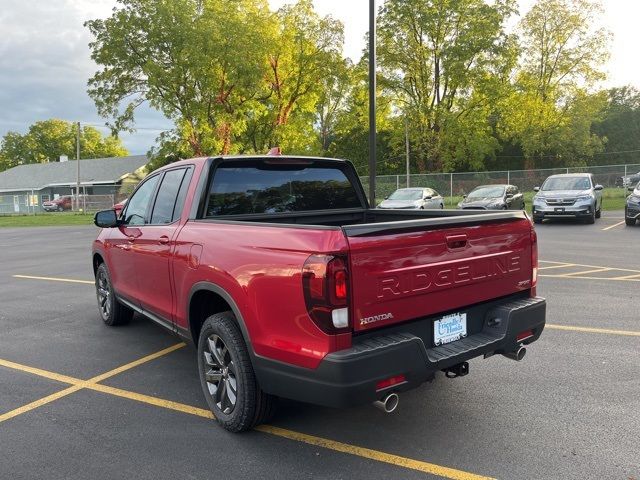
left=378, top=187, right=444, bottom=209
left=42, top=196, right=72, bottom=212
left=113, top=198, right=128, bottom=217
left=531, top=173, right=603, bottom=224
left=625, top=181, right=640, bottom=226
left=615, top=172, right=640, bottom=188
left=92, top=155, right=545, bottom=432
left=457, top=185, right=525, bottom=210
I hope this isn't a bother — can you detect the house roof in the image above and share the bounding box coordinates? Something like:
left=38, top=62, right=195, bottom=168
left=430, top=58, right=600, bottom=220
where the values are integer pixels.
left=0, top=155, right=148, bottom=192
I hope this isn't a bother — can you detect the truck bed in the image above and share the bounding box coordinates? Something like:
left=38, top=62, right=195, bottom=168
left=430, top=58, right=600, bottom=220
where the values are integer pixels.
left=196, top=207, right=528, bottom=234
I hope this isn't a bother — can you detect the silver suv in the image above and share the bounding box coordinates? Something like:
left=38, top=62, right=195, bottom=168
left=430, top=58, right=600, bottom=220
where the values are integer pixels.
left=531, top=173, right=603, bottom=224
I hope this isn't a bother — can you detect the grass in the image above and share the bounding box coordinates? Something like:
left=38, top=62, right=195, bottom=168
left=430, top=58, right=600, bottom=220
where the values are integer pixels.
left=0, top=212, right=95, bottom=227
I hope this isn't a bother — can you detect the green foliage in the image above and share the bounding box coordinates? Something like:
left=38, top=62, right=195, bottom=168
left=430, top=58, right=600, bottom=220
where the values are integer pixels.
left=0, top=119, right=128, bottom=171
left=84, top=0, right=631, bottom=177
left=592, top=87, right=640, bottom=164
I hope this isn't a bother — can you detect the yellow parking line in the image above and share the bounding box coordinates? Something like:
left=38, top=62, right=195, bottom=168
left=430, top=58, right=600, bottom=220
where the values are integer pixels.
left=563, top=267, right=612, bottom=276
left=612, top=273, right=640, bottom=280
left=602, top=220, right=626, bottom=231
left=538, top=264, right=576, bottom=271
left=13, top=274, right=94, bottom=285
left=540, top=262, right=640, bottom=274
left=0, top=354, right=494, bottom=480
left=546, top=324, right=640, bottom=337
left=256, top=425, right=494, bottom=480
left=0, top=343, right=185, bottom=424
left=539, top=274, right=640, bottom=282
left=0, top=384, right=85, bottom=423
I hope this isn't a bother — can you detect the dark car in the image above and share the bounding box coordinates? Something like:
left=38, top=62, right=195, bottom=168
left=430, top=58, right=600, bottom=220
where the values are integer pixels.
left=457, top=185, right=525, bottom=210
left=42, top=196, right=72, bottom=212
left=625, top=182, right=640, bottom=226
left=616, top=172, right=640, bottom=188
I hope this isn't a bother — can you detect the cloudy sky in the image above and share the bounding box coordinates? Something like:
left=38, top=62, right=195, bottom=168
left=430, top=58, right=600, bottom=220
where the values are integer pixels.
left=1, top=0, right=638, bottom=155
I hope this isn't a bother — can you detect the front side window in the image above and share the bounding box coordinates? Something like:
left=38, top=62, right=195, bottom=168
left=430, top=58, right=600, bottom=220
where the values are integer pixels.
left=150, top=168, right=188, bottom=224
left=206, top=163, right=361, bottom=216
left=123, top=175, right=160, bottom=225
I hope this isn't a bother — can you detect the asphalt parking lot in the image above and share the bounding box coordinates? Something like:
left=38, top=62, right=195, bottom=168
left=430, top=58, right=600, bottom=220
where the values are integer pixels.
left=1, top=213, right=639, bottom=480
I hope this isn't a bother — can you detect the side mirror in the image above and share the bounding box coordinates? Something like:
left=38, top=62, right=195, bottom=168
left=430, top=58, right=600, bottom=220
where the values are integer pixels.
left=628, top=186, right=635, bottom=192
left=94, top=209, right=119, bottom=228
left=533, top=187, right=540, bottom=192
left=594, top=184, right=604, bottom=191
left=506, top=193, right=514, bottom=199
left=424, top=195, right=432, bottom=200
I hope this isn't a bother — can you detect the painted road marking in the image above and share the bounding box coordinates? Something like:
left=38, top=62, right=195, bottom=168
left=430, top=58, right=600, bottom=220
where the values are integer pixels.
left=255, top=425, right=494, bottom=480
left=0, top=343, right=185, bottom=424
left=13, top=274, right=94, bottom=285
left=538, top=264, right=575, bottom=271
left=0, top=354, right=493, bottom=480
left=563, top=267, right=612, bottom=276
left=602, top=220, right=626, bottom=231
left=539, top=274, right=640, bottom=282
left=546, top=324, right=640, bottom=337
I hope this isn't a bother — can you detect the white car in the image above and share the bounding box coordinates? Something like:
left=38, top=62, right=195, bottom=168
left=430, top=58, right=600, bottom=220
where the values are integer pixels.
left=378, top=188, right=444, bottom=210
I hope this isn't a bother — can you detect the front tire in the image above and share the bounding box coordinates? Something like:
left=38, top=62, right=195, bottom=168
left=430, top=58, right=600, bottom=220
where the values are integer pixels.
left=595, top=203, right=602, bottom=219
left=198, top=312, right=277, bottom=432
left=95, top=263, right=133, bottom=326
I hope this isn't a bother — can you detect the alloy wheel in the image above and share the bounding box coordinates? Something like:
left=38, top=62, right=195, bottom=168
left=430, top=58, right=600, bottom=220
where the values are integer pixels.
left=96, top=270, right=111, bottom=319
left=203, top=334, right=238, bottom=414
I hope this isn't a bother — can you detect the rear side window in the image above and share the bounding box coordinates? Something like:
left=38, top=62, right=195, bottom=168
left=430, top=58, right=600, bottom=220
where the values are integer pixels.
left=150, top=168, right=188, bottom=224
left=206, top=164, right=361, bottom=216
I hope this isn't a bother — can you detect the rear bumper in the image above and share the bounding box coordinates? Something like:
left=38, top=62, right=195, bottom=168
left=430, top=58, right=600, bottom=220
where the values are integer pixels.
left=254, top=294, right=546, bottom=408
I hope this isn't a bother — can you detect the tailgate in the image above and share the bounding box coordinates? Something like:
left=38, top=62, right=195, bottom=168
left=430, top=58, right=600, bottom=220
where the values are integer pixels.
left=344, top=216, right=534, bottom=332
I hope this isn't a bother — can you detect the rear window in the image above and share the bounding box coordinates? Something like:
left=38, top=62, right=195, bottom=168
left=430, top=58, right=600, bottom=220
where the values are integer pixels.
left=206, top=163, right=361, bottom=216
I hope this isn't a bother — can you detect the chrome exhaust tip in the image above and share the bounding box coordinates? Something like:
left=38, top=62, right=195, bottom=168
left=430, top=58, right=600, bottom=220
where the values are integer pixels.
left=502, top=346, right=526, bottom=361
left=373, top=393, right=399, bottom=413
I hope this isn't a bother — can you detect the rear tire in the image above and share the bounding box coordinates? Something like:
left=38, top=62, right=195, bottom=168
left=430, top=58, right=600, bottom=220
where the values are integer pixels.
left=95, top=263, right=133, bottom=326
left=198, top=312, right=277, bottom=432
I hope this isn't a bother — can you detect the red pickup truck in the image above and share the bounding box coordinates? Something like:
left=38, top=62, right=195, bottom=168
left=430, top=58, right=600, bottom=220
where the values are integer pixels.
left=92, top=155, right=545, bottom=432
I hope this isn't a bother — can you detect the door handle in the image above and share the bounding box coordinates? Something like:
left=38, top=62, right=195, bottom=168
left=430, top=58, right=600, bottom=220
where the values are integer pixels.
left=446, top=234, right=468, bottom=249
left=159, top=235, right=170, bottom=245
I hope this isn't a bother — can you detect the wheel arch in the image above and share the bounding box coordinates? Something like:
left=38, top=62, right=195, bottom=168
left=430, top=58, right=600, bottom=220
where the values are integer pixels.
left=187, top=282, right=253, bottom=353
left=92, top=252, right=105, bottom=275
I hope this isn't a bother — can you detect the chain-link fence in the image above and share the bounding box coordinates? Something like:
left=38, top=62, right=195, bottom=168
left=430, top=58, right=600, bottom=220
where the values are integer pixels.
left=361, top=163, right=640, bottom=204
left=0, top=194, right=118, bottom=215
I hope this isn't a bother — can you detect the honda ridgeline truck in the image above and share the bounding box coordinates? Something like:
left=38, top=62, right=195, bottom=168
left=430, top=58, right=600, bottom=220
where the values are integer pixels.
left=92, top=155, right=546, bottom=432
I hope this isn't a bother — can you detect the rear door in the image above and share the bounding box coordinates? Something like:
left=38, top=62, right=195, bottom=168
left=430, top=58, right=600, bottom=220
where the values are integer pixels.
left=345, top=217, right=534, bottom=332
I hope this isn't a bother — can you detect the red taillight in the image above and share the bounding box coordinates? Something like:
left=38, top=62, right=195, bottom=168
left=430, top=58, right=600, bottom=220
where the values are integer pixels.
left=531, top=225, right=538, bottom=289
left=376, top=375, right=406, bottom=391
left=517, top=329, right=534, bottom=342
left=302, top=255, right=350, bottom=333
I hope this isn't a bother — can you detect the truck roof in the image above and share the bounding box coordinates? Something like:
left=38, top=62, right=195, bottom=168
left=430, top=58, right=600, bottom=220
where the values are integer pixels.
left=153, top=155, right=349, bottom=172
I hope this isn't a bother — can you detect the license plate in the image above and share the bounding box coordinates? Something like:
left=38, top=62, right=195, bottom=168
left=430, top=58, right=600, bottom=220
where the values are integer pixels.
left=434, top=313, right=467, bottom=346
left=555, top=207, right=565, bottom=213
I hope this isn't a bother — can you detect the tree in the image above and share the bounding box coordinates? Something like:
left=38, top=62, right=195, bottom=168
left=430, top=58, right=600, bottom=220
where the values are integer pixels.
left=498, top=0, right=611, bottom=168
left=86, top=0, right=274, bottom=157
left=377, top=0, right=516, bottom=173
left=592, top=86, right=640, bottom=164
left=0, top=119, right=128, bottom=171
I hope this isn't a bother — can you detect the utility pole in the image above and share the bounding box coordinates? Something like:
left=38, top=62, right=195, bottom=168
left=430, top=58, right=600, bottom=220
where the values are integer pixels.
left=76, top=121, right=81, bottom=211
left=368, top=0, right=377, bottom=207
left=405, top=116, right=410, bottom=188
